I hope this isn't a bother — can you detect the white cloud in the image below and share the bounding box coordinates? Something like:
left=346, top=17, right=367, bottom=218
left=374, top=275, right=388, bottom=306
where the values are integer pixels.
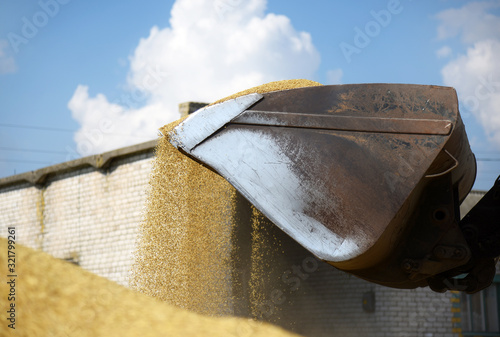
left=68, top=85, right=162, bottom=156
left=68, top=0, right=320, bottom=155
left=436, top=1, right=500, bottom=43
left=436, top=45, right=452, bottom=58
left=326, top=68, right=343, bottom=84
left=0, top=40, right=17, bottom=74
left=438, top=2, right=500, bottom=149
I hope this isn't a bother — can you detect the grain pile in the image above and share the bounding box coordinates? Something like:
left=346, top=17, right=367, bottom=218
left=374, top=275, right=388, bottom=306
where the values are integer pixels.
left=129, top=79, right=322, bottom=318
left=210, top=79, right=322, bottom=105
left=0, top=238, right=301, bottom=337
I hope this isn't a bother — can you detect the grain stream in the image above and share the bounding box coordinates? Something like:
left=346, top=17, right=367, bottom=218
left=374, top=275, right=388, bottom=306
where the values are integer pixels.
left=130, top=79, right=322, bottom=319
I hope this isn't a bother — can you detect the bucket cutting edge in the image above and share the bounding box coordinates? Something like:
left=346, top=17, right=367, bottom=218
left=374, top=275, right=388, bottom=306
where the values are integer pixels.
left=170, top=93, right=264, bottom=152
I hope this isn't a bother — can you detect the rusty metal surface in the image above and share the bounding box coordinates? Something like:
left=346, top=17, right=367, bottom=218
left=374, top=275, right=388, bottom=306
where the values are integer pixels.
left=170, top=83, right=478, bottom=291
left=233, top=111, right=452, bottom=135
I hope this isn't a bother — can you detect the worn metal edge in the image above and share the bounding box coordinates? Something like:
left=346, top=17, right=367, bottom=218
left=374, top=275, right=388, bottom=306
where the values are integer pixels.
left=170, top=93, right=264, bottom=152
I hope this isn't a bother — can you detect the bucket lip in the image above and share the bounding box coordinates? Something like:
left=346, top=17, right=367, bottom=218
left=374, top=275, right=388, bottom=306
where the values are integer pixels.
left=244, top=83, right=459, bottom=123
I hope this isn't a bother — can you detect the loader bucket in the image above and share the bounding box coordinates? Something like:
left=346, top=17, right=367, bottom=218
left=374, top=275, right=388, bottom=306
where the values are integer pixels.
left=168, top=83, right=478, bottom=291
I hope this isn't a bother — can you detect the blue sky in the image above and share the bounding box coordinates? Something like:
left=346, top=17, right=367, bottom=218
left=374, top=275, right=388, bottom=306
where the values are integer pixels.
left=0, top=0, right=499, bottom=191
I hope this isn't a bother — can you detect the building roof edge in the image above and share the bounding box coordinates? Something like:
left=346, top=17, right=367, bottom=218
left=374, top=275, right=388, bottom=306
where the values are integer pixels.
left=0, top=139, right=157, bottom=189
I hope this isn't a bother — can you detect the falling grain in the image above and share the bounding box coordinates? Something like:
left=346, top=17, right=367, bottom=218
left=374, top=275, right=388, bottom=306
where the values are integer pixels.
left=129, top=117, right=235, bottom=315
left=130, top=79, right=322, bottom=318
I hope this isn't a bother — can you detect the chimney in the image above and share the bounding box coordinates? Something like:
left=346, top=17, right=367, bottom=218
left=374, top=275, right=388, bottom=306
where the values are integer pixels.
left=178, top=102, right=208, bottom=118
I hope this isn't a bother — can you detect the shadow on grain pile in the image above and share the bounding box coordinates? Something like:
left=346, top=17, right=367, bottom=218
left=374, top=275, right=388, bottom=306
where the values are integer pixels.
left=0, top=238, right=300, bottom=337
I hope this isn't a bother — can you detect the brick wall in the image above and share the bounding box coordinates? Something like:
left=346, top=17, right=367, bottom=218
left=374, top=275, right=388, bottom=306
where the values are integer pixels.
left=236, top=207, right=460, bottom=337
left=0, top=182, right=42, bottom=250
left=0, top=149, right=153, bottom=286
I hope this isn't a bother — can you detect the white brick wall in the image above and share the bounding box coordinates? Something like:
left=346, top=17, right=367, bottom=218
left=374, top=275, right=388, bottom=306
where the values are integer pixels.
left=0, top=182, right=42, bottom=249
left=305, top=269, right=457, bottom=337
left=0, top=152, right=153, bottom=286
